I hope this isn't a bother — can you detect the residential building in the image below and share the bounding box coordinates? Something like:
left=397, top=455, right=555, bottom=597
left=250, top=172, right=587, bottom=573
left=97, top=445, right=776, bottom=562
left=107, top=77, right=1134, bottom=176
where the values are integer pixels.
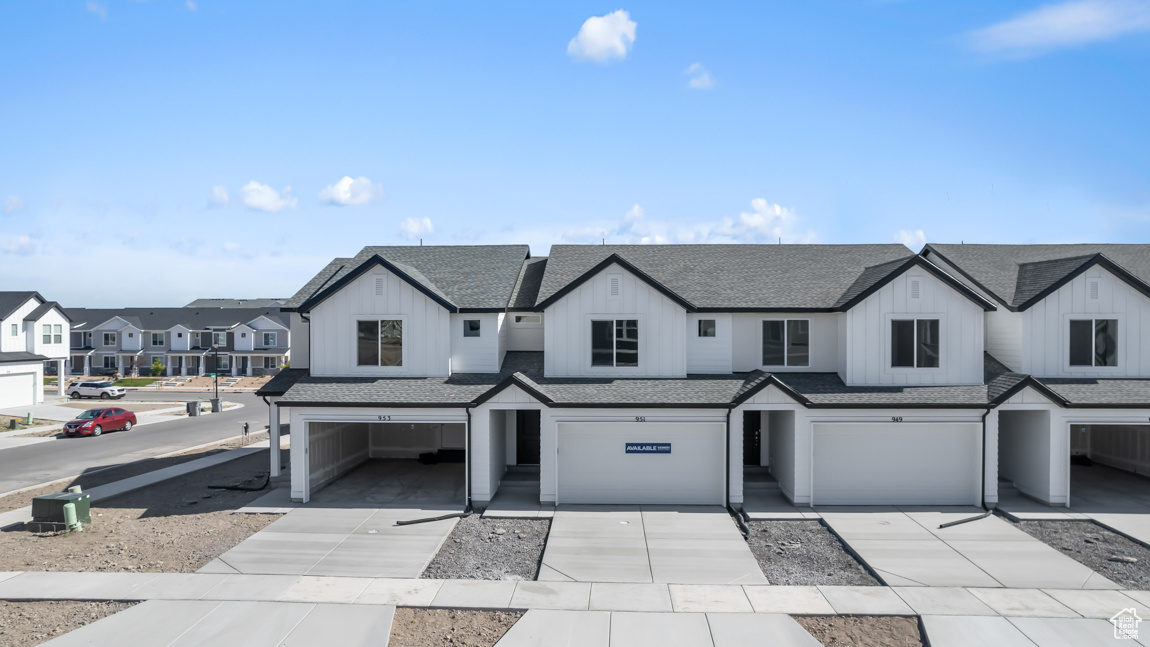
left=0, top=291, right=72, bottom=403
left=185, top=298, right=286, bottom=308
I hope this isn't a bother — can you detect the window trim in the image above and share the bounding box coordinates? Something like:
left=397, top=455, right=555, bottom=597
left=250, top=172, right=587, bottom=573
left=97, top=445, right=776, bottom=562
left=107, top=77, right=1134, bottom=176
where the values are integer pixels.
left=212, top=331, right=227, bottom=348
left=351, top=315, right=408, bottom=372
left=887, top=316, right=942, bottom=370
left=463, top=319, right=481, bottom=338
left=1066, top=315, right=1121, bottom=370
left=760, top=318, right=811, bottom=368
left=697, top=319, right=717, bottom=339
left=261, top=331, right=277, bottom=347
left=102, top=332, right=117, bottom=347
left=151, top=332, right=165, bottom=346
left=513, top=314, right=541, bottom=326
left=586, top=315, right=642, bottom=371
left=53, top=324, right=62, bottom=345
left=42, top=324, right=51, bottom=345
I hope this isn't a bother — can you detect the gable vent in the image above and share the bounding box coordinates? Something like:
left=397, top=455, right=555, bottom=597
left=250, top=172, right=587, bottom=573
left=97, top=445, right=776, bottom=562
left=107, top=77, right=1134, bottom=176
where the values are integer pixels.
left=375, top=277, right=385, bottom=296
left=609, top=275, right=621, bottom=297
left=1088, top=279, right=1099, bottom=300
left=910, top=278, right=921, bottom=300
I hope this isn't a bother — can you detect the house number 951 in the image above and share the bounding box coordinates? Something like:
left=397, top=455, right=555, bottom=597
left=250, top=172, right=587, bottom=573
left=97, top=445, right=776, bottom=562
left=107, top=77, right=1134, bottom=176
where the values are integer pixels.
left=635, top=416, right=646, bottom=422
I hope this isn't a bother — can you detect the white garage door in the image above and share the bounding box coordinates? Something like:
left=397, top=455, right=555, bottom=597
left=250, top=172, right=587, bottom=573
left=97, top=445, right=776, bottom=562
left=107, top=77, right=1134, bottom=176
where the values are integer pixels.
left=557, top=422, right=725, bottom=505
left=813, top=423, right=980, bottom=505
left=0, top=373, right=36, bottom=409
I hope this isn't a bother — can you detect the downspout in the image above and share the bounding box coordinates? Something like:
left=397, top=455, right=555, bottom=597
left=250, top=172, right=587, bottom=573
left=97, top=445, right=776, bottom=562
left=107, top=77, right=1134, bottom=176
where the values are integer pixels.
left=938, top=406, right=994, bottom=529
left=726, top=406, right=750, bottom=539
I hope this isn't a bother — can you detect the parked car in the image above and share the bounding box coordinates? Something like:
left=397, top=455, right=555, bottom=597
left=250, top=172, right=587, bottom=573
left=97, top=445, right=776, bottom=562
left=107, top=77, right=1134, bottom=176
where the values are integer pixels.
left=63, top=408, right=137, bottom=437
left=68, top=381, right=126, bottom=400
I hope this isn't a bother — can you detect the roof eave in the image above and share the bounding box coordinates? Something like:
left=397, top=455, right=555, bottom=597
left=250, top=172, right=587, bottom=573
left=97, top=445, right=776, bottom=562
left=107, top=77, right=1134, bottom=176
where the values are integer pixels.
left=534, top=253, right=696, bottom=312
left=296, top=254, right=459, bottom=314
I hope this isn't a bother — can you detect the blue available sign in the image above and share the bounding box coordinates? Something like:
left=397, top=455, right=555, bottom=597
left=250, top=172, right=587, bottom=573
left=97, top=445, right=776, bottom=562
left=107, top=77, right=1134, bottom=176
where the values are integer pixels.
left=626, top=443, right=671, bottom=454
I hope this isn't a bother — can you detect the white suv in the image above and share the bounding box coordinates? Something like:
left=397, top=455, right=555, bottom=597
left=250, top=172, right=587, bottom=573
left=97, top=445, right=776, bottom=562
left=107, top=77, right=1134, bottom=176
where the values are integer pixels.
left=69, top=381, right=127, bottom=400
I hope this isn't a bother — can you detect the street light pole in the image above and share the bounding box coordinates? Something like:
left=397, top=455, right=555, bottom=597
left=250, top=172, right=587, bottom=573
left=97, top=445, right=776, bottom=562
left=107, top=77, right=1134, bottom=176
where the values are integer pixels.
left=213, top=343, right=219, bottom=402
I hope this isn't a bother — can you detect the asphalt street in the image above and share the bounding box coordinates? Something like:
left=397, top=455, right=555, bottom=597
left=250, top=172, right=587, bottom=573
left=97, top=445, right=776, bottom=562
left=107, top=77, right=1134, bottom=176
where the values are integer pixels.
left=0, top=391, right=271, bottom=494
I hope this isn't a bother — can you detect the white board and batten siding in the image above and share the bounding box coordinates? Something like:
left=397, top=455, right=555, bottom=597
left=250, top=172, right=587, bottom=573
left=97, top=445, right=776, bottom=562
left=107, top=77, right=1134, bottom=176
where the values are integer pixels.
left=686, top=313, right=731, bottom=373
left=544, top=263, right=687, bottom=378
left=290, top=312, right=310, bottom=369
left=506, top=313, right=544, bottom=352
left=1021, top=267, right=1150, bottom=378
left=0, top=296, right=38, bottom=353
left=449, top=313, right=502, bottom=373
left=309, top=268, right=451, bottom=377
left=842, top=269, right=984, bottom=386
left=731, top=313, right=839, bottom=374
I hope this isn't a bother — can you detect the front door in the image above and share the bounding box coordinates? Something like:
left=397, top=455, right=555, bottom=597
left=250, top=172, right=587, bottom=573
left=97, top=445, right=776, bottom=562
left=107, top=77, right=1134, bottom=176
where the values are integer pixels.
left=743, top=410, right=761, bottom=466
left=240, top=356, right=249, bottom=375
left=516, top=410, right=541, bottom=465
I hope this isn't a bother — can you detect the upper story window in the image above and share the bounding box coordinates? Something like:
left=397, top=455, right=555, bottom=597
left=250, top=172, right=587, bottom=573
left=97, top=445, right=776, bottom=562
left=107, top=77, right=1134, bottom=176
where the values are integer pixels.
left=43, top=324, right=62, bottom=345
left=463, top=320, right=481, bottom=337
left=1070, top=319, right=1117, bottom=367
left=103, top=332, right=116, bottom=346
left=42, top=325, right=50, bottom=344
left=262, top=331, right=277, bottom=346
left=891, top=319, right=939, bottom=368
left=10, top=324, right=16, bottom=336
left=762, top=320, right=809, bottom=367
left=212, top=332, right=227, bottom=347
left=358, top=319, right=403, bottom=367
left=151, top=332, right=164, bottom=346
left=698, top=319, right=716, bottom=338
left=514, top=315, right=541, bottom=325
left=591, top=319, right=638, bottom=367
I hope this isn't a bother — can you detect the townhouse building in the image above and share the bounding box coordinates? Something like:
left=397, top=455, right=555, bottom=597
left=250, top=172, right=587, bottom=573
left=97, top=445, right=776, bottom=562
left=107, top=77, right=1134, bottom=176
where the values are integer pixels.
left=0, top=291, right=72, bottom=406
left=67, top=307, right=291, bottom=378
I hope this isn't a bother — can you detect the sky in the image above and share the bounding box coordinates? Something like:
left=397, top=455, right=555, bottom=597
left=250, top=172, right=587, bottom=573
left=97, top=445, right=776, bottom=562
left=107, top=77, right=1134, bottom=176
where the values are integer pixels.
left=2, top=1, right=1149, bottom=307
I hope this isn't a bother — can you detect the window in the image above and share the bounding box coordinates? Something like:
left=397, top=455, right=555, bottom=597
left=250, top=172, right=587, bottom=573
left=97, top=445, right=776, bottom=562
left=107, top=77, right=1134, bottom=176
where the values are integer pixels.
left=357, top=319, right=403, bottom=366
left=761, top=320, right=809, bottom=367
left=240, top=332, right=247, bottom=338
left=514, top=315, right=541, bottom=324
left=127, top=332, right=134, bottom=338
left=212, top=332, right=227, bottom=347
left=151, top=332, right=164, bottom=346
left=698, top=319, right=717, bottom=338
left=264, top=357, right=278, bottom=370
left=103, top=356, right=116, bottom=369
left=1069, top=319, right=1117, bottom=367
left=102, top=332, right=116, bottom=346
left=43, top=325, right=51, bottom=344
left=177, top=332, right=183, bottom=338
left=217, top=355, right=230, bottom=371
left=591, top=319, right=638, bottom=367
left=463, top=320, right=481, bottom=337
left=53, top=324, right=62, bottom=344
left=262, top=331, right=277, bottom=346
left=10, top=324, right=16, bottom=336
left=891, top=319, right=940, bottom=368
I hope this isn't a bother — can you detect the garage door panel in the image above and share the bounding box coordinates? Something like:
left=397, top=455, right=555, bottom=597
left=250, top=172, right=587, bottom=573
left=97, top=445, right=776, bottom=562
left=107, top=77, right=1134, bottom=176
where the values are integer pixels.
left=0, top=373, right=35, bottom=409
left=813, top=423, right=980, bottom=506
left=558, top=422, right=724, bottom=505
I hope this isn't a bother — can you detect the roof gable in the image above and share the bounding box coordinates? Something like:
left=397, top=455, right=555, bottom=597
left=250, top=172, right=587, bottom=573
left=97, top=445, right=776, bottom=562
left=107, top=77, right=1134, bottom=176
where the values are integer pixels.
left=0, top=292, right=42, bottom=321
left=295, top=254, right=459, bottom=313
left=835, top=256, right=997, bottom=312
left=534, top=254, right=695, bottom=311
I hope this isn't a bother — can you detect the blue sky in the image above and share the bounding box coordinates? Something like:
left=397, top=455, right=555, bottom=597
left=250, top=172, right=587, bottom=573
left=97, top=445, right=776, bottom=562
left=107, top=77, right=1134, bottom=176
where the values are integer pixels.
left=2, top=1, right=1149, bottom=306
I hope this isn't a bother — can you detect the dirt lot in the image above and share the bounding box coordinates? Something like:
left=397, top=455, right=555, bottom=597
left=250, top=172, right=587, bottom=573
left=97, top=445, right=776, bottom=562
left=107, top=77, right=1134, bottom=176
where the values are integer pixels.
left=795, top=616, right=924, bottom=647
left=160, top=376, right=271, bottom=390
left=59, top=402, right=180, bottom=413
left=0, top=451, right=280, bottom=573
left=389, top=608, right=522, bottom=647
left=0, top=600, right=136, bottom=647
left=1013, top=519, right=1150, bottom=589
left=0, top=415, right=59, bottom=431
left=0, top=431, right=269, bottom=513
left=747, top=521, right=879, bottom=586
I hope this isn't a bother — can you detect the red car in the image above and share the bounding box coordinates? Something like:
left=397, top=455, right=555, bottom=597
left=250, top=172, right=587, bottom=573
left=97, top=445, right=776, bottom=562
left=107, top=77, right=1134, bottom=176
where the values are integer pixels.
left=63, top=408, right=137, bottom=437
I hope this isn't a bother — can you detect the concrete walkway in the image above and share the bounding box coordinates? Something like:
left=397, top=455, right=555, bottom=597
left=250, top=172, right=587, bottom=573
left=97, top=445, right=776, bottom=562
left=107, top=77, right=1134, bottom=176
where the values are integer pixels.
left=820, top=506, right=1117, bottom=589
left=539, top=505, right=767, bottom=585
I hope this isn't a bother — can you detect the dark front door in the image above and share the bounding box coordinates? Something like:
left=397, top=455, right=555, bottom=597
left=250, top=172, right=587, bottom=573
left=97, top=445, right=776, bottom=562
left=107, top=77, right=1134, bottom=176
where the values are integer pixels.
left=240, top=357, right=249, bottom=375
left=516, top=410, right=541, bottom=465
left=743, top=410, right=761, bottom=466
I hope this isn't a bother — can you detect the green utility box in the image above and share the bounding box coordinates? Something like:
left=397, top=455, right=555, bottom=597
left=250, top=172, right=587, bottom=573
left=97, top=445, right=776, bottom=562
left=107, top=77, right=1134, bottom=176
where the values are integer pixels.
left=27, top=491, right=91, bottom=532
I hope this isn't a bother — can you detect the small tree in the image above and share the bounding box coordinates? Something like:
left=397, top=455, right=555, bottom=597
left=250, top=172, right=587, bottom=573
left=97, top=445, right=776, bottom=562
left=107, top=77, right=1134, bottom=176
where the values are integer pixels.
left=150, top=358, right=166, bottom=377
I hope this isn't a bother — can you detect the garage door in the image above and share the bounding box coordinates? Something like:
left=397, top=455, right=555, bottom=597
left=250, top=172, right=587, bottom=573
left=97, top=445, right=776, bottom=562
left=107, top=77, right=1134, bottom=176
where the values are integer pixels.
left=557, top=422, right=725, bottom=505
left=813, top=423, right=980, bottom=505
left=0, top=373, right=35, bottom=409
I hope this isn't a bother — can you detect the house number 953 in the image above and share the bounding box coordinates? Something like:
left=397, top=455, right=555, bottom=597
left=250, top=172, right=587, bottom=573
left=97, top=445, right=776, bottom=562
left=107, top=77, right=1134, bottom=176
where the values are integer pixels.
left=377, top=415, right=391, bottom=421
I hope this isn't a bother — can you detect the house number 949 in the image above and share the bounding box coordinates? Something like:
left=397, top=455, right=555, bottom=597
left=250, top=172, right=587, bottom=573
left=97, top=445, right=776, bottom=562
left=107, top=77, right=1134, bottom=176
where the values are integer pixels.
left=891, top=416, right=903, bottom=422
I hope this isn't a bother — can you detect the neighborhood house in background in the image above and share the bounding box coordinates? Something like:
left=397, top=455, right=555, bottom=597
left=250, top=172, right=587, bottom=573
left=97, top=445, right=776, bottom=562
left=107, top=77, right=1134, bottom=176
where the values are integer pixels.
left=0, top=291, right=72, bottom=408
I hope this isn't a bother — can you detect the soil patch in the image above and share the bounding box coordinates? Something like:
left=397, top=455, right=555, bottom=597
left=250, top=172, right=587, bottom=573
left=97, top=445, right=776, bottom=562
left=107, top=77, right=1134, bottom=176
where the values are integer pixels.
left=747, top=520, right=879, bottom=586
left=422, top=516, right=549, bottom=580
left=0, top=600, right=136, bottom=647
left=795, top=615, right=923, bottom=647
left=0, top=430, right=268, bottom=513
left=1012, top=519, right=1150, bottom=589
left=389, top=608, right=521, bottom=647
left=0, top=451, right=280, bottom=573
left=0, top=415, right=60, bottom=431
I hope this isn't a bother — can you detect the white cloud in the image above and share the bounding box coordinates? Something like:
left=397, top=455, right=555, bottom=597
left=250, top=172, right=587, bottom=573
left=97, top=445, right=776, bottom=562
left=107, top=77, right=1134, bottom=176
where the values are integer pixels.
left=4, top=195, right=26, bottom=215
left=564, top=199, right=813, bottom=246
left=969, top=0, right=1150, bottom=55
left=0, top=234, right=37, bottom=256
left=684, top=63, right=713, bottom=89
left=318, top=176, right=384, bottom=206
left=186, top=0, right=197, bottom=10
left=895, top=229, right=927, bottom=251
left=240, top=181, right=297, bottom=213
left=86, top=1, right=107, bottom=20
left=567, top=10, right=637, bottom=62
left=208, top=185, right=229, bottom=207
left=400, top=217, right=434, bottom=239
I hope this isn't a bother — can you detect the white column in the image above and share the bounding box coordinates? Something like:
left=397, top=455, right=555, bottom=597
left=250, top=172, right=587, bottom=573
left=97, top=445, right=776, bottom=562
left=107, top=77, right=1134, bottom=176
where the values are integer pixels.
left=84, top=355, right=90, bottom=376
left=984, top=408, right=999, bottom=506
left=470, top=409, right=492, bottom=503
left=57, top=359, right=66, bottom=397
left=269, top=399, right=281, bottom=477
left=729, top=407, right=744, bottom=505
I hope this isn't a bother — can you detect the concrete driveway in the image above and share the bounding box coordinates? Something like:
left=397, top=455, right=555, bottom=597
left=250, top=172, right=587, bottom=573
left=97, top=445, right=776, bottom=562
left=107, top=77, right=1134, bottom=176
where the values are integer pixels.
left=538, top=505, right=767, bottom=585
left=820, top=507, right=1118, bottom=589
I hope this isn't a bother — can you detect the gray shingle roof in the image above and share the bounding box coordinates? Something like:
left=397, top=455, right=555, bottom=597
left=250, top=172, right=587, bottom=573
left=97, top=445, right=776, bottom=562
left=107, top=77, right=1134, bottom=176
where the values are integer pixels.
left=535, top=245, right=915, bottom=310
left=285, top=246, right=530, bottom=311
left=23, top=301, right=69, bottom=322
left=185, top=298, right=286, bottom=308
left=1039, top=379, right=1150, bottom=407
left=0, top=292, right=40, bottom=320
left=926, top=244, right=1150, bottom=308
left=0, top=351, right=50, bottom=364
left=508, top=257, right=548, bottom=310
left=769, top=373, right=993, bottom=408
left=66, top=308, right=287, bottom=332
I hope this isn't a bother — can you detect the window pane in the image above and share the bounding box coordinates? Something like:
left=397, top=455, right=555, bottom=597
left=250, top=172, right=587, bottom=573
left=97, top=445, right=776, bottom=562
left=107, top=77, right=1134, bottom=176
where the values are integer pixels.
left=698, top=319, right=716, bottom=338
left=464, top=320, right=481, bottom=337
left=591, top=320, right=613, bottom=366
left=891, top=320, right=915, bottom=367
left=615, top=320, right=639, bottom=367
left=786, top=320, right=810, bottom=367
left=380, top=320, right=403, bottom=366
left=357, top=320, right=379, bottom=366
left=916, top=319, right=940, bottom=368
left=1095, top=319, right=1118, bottom=367
left=1069, top=320, right=1092, bottom=366
left=762, top=321, right=785, bottom=366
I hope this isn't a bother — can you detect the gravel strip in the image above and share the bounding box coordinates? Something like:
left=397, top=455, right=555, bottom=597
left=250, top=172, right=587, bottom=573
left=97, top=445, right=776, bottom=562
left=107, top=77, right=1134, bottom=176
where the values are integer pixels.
left=746, top=520, right=880, bottom=586
left=0, top=600, right=137, bottom=647
left=795, top=616, right=923, bottom=647
left=1012, top=519, right=1150, bottom=589
left=421, top=516, right=549, bottom=580
left=389, top=608, right=522, bottom=647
